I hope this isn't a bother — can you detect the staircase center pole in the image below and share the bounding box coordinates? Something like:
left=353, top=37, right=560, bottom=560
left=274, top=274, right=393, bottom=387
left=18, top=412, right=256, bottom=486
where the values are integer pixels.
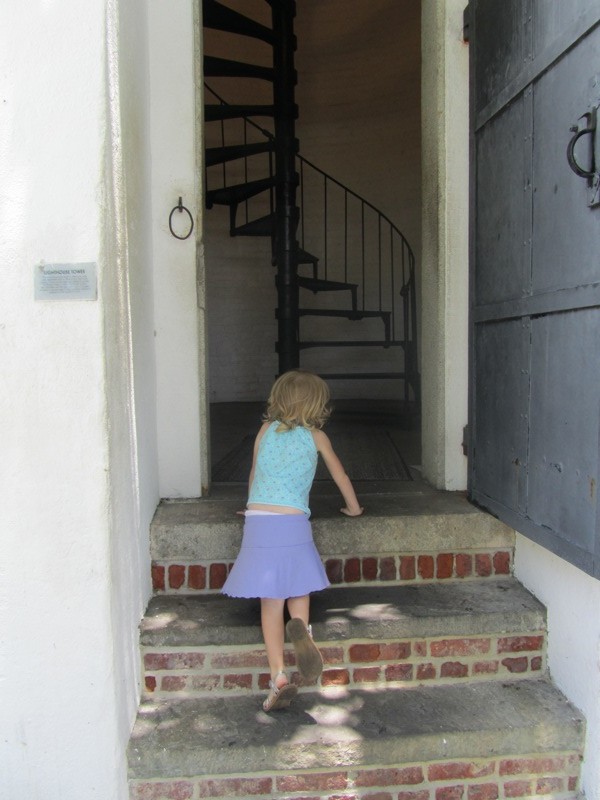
left=272, top=0, right=300, bottom=373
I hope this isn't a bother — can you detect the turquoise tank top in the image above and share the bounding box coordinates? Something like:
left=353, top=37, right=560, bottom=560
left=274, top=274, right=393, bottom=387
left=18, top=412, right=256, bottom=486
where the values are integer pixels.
left=248, top=422, right=318, bottom=515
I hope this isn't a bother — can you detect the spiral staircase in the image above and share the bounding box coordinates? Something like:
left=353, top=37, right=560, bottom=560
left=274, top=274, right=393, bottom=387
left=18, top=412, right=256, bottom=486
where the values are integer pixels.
left=202, top=0, right=420, bottom=409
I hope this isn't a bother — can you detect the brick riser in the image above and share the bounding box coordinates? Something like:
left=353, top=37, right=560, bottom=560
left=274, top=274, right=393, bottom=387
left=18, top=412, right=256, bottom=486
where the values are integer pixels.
left=151, top=549, right=512, bottom=593
left=143, top=632, right=545, bottom=698
left=129, top=752, right=581, bottom=800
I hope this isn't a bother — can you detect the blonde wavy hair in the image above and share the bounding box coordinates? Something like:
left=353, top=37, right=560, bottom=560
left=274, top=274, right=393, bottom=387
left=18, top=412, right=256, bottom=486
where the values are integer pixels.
left=265, top=370, right=331, bottom=431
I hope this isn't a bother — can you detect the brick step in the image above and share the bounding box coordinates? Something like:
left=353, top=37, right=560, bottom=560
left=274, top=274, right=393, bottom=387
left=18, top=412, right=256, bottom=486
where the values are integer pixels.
left=150, top=484, right=515, bottom=594
left=141, top=578, right=546, bottom=698
left=128, top=678, right=584, bottom=800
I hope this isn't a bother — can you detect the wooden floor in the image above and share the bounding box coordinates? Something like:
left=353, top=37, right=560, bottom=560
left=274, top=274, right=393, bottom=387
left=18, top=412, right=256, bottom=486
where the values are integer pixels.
left=210, top=399, right=421, bottom=482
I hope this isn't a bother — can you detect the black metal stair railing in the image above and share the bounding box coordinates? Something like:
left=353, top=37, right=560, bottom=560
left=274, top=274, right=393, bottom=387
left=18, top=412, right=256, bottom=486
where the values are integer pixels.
left=203, top=82, right=420, bottom=404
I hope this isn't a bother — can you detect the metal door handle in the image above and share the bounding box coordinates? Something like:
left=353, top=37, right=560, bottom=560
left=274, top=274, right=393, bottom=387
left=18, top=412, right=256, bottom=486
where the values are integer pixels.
left=567, top=108, right=597, bottom=180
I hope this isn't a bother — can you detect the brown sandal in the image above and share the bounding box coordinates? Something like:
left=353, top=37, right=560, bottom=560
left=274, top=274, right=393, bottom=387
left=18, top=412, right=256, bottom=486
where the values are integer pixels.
left=262, top=671, right=297, bottom=712
left=286, top=618, right=323, bottom=684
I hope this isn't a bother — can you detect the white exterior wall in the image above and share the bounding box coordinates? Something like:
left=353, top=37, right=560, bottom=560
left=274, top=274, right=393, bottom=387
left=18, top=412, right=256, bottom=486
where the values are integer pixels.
left=149, top=0, right=206, bottom=498
left=515, top=537, right=600, bottom=800
left=421, top=0, right=469, bottom=491
left=0, top=1, right=157, bottom=797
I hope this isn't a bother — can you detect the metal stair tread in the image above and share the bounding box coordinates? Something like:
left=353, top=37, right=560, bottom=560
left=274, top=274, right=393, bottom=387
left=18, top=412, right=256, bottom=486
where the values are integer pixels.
left=203, top=0, right=275, bottom=44
left=203, top=55, right=274, bottom=82
left=206, top=176, right=276, bottom=206
left=298, top=277, right=357, bottom=291
left=127, top=678, right=584, bottom=780
left=205, top=141, right=274, bottom=167
left=232, top=213, right=275, bottom=236
left=296, top=248, right=319, bottom=264
left=140, top=578, right=545, bottom=648
left=300, top=339, right=406, bottom=348
left=204, top=103, right=275, bottom=122
left=299, top=308, right=391, bottom=318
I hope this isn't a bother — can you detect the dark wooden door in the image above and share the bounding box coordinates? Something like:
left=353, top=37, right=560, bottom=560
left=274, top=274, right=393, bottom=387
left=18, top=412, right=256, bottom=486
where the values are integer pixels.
left=469, top=0, right=600, bottom=578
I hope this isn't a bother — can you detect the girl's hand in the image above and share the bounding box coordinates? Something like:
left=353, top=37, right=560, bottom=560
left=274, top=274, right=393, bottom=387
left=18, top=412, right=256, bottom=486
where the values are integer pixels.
left=340, top=506, right=364, bottom=517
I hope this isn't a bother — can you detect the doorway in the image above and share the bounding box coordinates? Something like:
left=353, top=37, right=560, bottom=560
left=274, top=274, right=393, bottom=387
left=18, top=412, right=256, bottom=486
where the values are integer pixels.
left=201, top=0, right=422, bottom=485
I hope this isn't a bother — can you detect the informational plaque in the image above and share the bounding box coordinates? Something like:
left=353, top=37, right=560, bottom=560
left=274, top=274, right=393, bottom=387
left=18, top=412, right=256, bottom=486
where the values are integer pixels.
left=34, top=262, right=97, bottom=302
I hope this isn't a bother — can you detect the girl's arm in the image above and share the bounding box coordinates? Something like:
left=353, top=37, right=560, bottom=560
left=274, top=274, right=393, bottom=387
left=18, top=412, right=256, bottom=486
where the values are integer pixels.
left=312, top=430, right=364, bottom=516
left=248, top=421, right=270, bottom=493
left=236, top=422, right=270, bottom=515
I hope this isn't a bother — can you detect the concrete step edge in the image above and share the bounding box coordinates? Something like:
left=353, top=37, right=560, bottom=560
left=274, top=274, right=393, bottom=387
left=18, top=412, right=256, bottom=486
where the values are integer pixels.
left=140, top=579, right=545, bottom=648
left=150, top=491, right=515, bottom=562
left=140, top=580, right=547, bottom=698
left=127, top=678, right=585, bottom=782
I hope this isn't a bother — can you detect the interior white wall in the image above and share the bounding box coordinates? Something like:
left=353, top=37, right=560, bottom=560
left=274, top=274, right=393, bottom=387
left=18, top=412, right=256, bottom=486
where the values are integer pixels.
left=149, top=0, right=204, bottom=497
left=420, top=0, right=469, bottom=490
left=0, top=0, right=155, bottom=796
left=514, top=535, right=600, bottom=800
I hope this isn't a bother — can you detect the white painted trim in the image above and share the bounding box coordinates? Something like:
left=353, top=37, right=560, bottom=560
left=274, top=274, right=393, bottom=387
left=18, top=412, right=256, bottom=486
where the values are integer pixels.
left=420, top=0, right=469, bottom=490
left=193, top=0, right=211, bottom=495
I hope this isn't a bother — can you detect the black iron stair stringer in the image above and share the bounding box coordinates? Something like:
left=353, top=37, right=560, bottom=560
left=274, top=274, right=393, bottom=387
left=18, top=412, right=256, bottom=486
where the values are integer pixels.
left=203, top=0, right=275, bottom=44
left=272, top=0, right=300, bottom=373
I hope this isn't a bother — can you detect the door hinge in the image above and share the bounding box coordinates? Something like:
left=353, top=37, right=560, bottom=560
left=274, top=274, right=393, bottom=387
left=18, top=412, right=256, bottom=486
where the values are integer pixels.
left=462, top=5, right=470, bottom=43
left=462, top=425, right=469, bottom=456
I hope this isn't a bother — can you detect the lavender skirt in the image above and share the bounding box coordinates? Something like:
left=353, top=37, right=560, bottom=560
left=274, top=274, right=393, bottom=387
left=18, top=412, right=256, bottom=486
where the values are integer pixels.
left=222, top=514, right=330, bottom=599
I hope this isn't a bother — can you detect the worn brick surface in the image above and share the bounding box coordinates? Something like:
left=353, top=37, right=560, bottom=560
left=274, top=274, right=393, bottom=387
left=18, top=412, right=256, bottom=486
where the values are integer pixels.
left=493, top=551, right=511, bottom=575
left=187, top=565, right=206, bottom=590
left=455, top=554, right=472, bottom=578
left=168, top=565, right=185, bottom=589
left=429, top=762, right=495, bottom=781
left=503, top=780, right=533, bottom=797
left=430, top=639, right=490, bottom=657
left=385, top=663, right=414, bottom=681
left=400, top=556, right=416, bottom=580
left=130, top=782, right=194, bottom=800
left=344, top=558, right=361, bottom=583
left=418, top=555, right=435, bottom=579
left=355, top=767, right=424, bottom=787
left=379, top=557, right=396, bottom=581
left=326, top=559, right=343, bottom=583
left=468, top=785, right=498, bottom=800
left=361, top=557, right=378, bottom=580
left=151, top=564, right=166, bottom=592
left=276, top=772, right=348, bottom=792
left=209, top=563, right=227, bottom=589
left=475, top=554, right=492, bottom=577
left=197, top=777, right=272, bottom=797
left=497, top=636, right=544, bottom=654
left=437, top=553, right=453, bottom=579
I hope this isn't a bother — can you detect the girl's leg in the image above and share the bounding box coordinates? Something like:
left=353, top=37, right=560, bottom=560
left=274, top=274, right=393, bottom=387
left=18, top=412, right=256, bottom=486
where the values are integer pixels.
left=286, top=594, right=310, bottom=625
left=260, top=597, right=287, bottom=684
left=261, top=597, right=297, bottom=711
left=286, top=594, right=323, bottom=683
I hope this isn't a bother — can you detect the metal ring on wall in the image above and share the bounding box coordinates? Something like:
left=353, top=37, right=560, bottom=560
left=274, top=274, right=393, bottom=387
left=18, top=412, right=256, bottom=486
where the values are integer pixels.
left=169, top=197, right=194, bottom=240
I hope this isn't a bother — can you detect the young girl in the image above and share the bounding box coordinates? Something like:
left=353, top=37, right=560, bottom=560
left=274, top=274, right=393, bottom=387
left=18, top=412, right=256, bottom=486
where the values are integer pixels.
left=222, top=370, right=363, bottom=711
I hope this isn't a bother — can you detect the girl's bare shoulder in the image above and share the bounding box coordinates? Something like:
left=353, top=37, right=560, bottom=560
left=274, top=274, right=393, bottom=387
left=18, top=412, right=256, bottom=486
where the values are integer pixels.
left=311, top=428, right=331, bottom=450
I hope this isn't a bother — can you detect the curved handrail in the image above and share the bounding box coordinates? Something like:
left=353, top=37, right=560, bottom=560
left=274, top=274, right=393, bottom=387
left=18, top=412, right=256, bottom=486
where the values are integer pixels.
left=204, top=82, right=415, bottom=277
left=296, top=152, right=415, bottom=269
left=204, top=81, right=419, bottom=401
